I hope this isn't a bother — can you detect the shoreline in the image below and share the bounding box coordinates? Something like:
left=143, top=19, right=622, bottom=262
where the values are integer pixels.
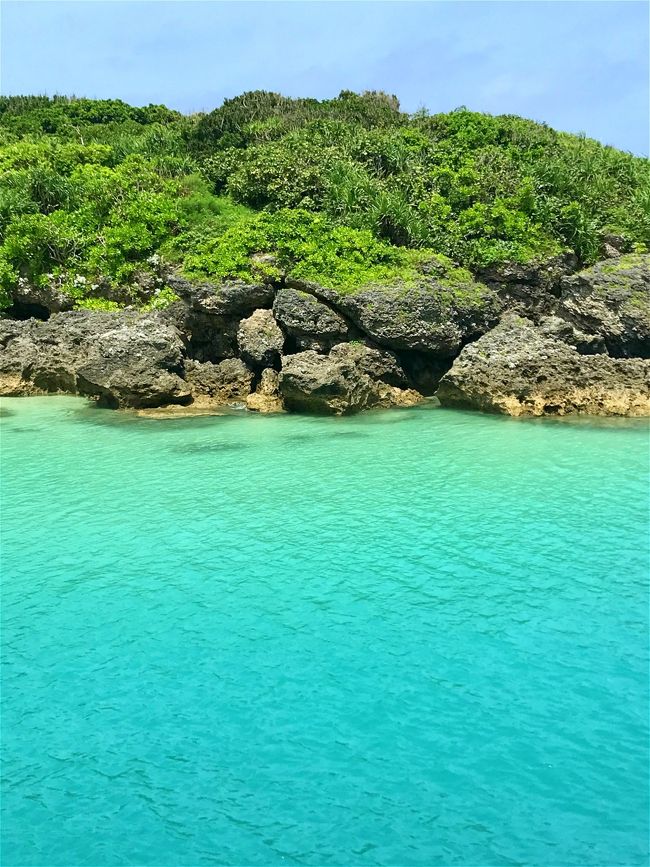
left=3, top=392, right=649, bottom=431
left=2, top=254, right=649, bottom=419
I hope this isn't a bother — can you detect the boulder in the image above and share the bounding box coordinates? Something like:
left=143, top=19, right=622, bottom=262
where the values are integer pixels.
left=336, top=278, right=500, bottom=357
left=279, top=350, right=368, bottom=415
left=328, top=342, right=411, bottom=388
left=72, top=312, right=191, bottom=408
left=0, top=314, right=93, bottom=396
left=273, top=287, right=350, bottom=351
left=0, top=310, right=191, bottom=409
left=166, top=275, right=275, bottom=317
left=185, top=358, right=254, bottom=405
left=600, top=233, right=628, bottom=259
left=436, top=315, right=650, bottom=417
left=279, top=345, right=423, bottom=415
left=474, top=253, right=579, bottom=319
left=237, top=308, right=284, bottom=369
left=246, top=368, right=284, bottom=413
left=0, top=319, right=44, bottom=390
left=557, top=254, right=650, bottom=358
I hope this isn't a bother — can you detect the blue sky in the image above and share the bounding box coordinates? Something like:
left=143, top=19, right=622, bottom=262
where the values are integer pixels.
left=1, top=1, right=648, bottom=154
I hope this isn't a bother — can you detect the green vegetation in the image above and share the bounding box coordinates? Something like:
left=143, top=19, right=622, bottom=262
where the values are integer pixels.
left=0, top=91, right=647, bottom=310
left=181, top=209, right=437, bottom=292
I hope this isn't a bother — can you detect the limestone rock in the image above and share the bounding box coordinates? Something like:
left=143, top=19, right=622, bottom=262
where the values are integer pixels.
left=279, top=351, right=366, bottom=414
left=557, top=254, right=650, bottom=358
left=336, top=278, right=500, bottom=357
left=0, top=372, right=34, bottom=396
left=164, top=303, right=239, bottom=362
left=167, top=275, right=275, bottom=317
left=73, top=313, right=191, bottom=408
left=0, top=310, right=191, bottom=409
left=184, top=358, right=254, bottom=406
left=0, top=319, right=41, bottom=389
left=328, top=342, right=410, bottom=388
left=246, top=368, right=284, bottom=413
left=537, top=315, right=605, bottom=354
left=474, top=253, right=579, bottom=319
left=0, top=314, right=91, bottom=396
left=279, top=346, right=423, bottom=415
left=237, top=308, right=284, bottom=369
left=273, top=287, right=349, bottom=351
left=600, top=233, right=628, bottom=259
left=8, top=280, right=75, bottom=318
left=436, top=316, right=650, bottom=417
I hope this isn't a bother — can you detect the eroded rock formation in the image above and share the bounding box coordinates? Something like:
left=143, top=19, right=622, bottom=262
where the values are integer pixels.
left=335, top=279, right=500, bottom=356
left=246, top=368, right=284, bottom=413
left=237, top=309, right=284, bottom=370
left=557, top=255, right=650, bottom=358
left=437, top=316, right=650, bottom=417
left=1, top=253, right=648, bottom=417
left=184, top=358, right=254, bottom=408
left=0, top=310, right=190, bottom=408
left=279, top=343, right=423, bottom=415
left=273, top=287, right=350, bottom=352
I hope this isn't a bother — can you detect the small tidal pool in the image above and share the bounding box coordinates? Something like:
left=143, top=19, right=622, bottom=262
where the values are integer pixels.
left=1, top=397, right=648, bottom=866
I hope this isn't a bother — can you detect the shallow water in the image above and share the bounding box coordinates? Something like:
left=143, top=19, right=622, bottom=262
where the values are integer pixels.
left=1, top=396, right=648, bottom=866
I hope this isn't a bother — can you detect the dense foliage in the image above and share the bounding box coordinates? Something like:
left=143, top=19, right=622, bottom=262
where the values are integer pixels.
left=0, top=91, right=647, bottom=310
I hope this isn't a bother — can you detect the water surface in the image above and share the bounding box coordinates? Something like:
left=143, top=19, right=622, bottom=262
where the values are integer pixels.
left=1, top=397, right=648, bottom=866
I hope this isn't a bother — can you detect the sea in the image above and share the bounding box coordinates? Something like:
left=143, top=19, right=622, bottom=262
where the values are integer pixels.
left=1, top=396, right=648, bottom=866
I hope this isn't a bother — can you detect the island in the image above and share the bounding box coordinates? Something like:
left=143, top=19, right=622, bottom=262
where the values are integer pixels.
left=1, top=91, right=648, bottom=416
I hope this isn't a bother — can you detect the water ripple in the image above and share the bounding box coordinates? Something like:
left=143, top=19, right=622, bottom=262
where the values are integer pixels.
left=1, top=397, right=648, bottom=866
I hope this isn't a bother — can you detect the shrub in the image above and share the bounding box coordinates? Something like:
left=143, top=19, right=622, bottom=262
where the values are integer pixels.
left=0, top=91, right=646, bottom=310
left=182, top=208, right=432, bottom=291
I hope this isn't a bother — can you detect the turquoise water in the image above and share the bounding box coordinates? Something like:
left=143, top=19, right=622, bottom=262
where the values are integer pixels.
left=1, top=396, right=648, bottom=867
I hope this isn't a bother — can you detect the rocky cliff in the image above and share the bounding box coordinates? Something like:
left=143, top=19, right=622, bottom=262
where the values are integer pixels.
left=1, top=253, right=648, bottom=417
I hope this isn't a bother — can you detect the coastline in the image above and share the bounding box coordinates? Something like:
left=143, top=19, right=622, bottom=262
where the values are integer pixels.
left=2, top=253, right=649, bottom=419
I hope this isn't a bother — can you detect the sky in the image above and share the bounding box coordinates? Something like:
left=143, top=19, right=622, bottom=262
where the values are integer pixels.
left=1, top=1, right=648, bottom=155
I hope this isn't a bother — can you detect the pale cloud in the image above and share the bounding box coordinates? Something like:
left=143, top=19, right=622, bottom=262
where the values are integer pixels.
left=1, top=0, right=647, bottom=154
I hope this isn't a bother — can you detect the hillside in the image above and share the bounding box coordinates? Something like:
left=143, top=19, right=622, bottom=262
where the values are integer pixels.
left=0, top=91, right=648, bottom=312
